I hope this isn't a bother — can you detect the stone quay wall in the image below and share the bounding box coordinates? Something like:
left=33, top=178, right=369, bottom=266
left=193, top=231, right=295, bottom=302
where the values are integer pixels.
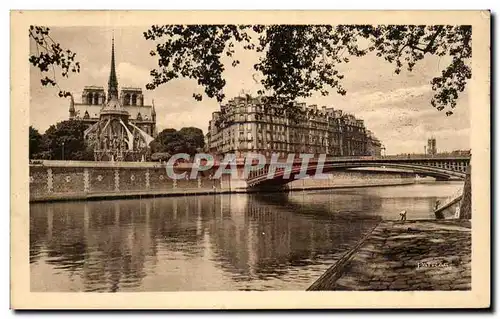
left=29, top=161, right=416, bottom=202
left=287, top=169, right=415, bottom=191
left=29, top=161, right=226, bottom=202
left=308, top=219, right=471, bottom=291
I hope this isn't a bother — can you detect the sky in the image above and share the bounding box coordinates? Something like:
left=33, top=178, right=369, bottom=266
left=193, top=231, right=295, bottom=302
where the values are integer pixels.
left=29, top=26, right=471, bottom=155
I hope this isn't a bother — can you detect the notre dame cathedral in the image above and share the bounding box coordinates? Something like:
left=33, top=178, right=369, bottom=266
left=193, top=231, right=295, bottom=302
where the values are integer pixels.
left=68, top=37, right=158, bottom=162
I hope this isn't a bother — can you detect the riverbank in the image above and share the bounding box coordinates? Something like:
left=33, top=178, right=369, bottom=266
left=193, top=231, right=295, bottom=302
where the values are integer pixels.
left=29, top=180, right=416, bottom=203
left=308, top=219, right=471, bottom=291
left=29, top=181, right=466, bottom=292
left=29, top=160, right=418, bottom=203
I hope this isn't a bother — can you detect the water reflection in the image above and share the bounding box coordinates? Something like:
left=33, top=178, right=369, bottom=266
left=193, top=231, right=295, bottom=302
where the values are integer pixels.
left=30, top=182, right=462, bottom=291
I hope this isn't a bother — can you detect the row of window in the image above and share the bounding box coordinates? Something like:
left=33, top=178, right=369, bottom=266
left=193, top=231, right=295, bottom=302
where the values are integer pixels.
left=212, top=120, right=365, bottom=136
left=221, top=114, right=353, bottom=129
left=217, top=145, right=361, bottom=156
left=82, top=93, right=145, bottom=106
left=220, top=106, right=366, bottom=127
left=122, top=94, right=143, bottom=106
left=211, top=131, right=363, bottom=145
left=209, top=138, right=367, bottom=151
left=85, top=93, right=105, bottom=105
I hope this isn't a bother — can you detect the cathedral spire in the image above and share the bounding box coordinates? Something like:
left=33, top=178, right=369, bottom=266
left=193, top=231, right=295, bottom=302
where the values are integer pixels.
left=69, top=93, right=75, bottom=118
left=152, top=99, right=156, bottom=120
left=107, top=34, right=118, bottom=101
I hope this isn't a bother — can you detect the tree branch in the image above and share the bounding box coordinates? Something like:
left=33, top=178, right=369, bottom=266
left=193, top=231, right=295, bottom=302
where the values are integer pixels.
left=409, top=25, right=444, bottom=53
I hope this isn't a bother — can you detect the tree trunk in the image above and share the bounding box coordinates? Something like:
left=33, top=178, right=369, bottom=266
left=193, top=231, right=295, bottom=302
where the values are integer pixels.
left=459, top=165, right=472, bottom=219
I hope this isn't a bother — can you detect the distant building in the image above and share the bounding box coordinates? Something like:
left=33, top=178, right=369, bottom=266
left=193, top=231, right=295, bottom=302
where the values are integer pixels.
left=366, top=130, right=383, bottom=156
left=450, top=149, right=471, bottom=156
left=427, top=137, right=437, bottom=155
left=205, top=95, right=380, bottom=158
left=69, top=37, right=157, bottom=161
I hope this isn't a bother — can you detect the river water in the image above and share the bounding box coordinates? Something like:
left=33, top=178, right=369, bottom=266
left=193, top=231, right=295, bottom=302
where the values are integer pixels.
left=30, top=181, right=463, bottom=292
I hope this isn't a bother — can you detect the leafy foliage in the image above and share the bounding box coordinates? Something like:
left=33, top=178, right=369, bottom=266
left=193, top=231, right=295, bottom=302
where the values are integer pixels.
left=29, top=26, right=81, bottom=98
left=150, top=152, right=171, bottom=162
left=145, top=24, right=471, bottom=116
left=356, top=25, right=472, bottom=115
left=150, top=127, right=205, bottom=156
left=29, top=126, right=44, bottom=159
left=144, top=25, right=257, bottom=102
left=41, top=120, right=94, bottom=160
left=178, top=127, right=205, bottom=150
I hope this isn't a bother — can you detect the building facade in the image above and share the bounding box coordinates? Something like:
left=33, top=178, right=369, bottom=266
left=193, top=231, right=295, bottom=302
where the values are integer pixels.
left=205, top=95, right=382, bottom=158
left=427, top=137, right=437, bottom=155
left=366, top=130, right=383, bottom=156
left=69, top=38, right=157, bottom=161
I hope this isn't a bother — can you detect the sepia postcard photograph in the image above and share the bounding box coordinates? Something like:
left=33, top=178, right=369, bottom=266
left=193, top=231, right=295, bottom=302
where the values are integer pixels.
left=10, top=10, right=490, bottom=309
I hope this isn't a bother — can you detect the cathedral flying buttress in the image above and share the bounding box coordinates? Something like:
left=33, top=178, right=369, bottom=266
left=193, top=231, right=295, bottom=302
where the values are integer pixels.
left=71, top=36, right=157, bottom=162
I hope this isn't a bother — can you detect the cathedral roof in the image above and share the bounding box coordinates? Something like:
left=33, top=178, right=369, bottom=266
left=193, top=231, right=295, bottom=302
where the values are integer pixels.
left=106, top=96, right=122, bottom=109
left=100, top=96, right=129, bottom=116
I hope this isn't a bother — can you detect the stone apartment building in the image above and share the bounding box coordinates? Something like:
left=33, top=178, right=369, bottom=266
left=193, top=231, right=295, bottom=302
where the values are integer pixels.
left=366, top=130, right=383, bottom=156
left=205, top=95, right=382, bottom=158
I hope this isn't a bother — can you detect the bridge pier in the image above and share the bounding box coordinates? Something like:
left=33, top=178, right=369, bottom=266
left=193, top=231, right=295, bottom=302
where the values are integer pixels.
left=219, top=167, right=249, bottom=192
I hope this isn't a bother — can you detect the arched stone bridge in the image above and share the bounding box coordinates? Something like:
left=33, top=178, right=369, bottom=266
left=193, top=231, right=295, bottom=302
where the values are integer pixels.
left=246, top=155, right=471, bottom=188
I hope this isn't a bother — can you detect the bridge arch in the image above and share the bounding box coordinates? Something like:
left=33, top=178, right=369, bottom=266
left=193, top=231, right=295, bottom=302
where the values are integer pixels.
left=246, top=160, right=468, bottom=188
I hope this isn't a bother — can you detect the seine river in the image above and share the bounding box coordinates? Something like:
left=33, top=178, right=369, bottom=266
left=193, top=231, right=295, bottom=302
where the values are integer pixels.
left=30, top=181, right=463, bottom=292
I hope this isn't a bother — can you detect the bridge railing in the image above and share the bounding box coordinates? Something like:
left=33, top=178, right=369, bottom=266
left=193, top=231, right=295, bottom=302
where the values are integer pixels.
left=246, top=159, right=468, bottom=187
left=236, top=154, right=471, bottom=163
left=31, top=153, right=471, bottom=169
